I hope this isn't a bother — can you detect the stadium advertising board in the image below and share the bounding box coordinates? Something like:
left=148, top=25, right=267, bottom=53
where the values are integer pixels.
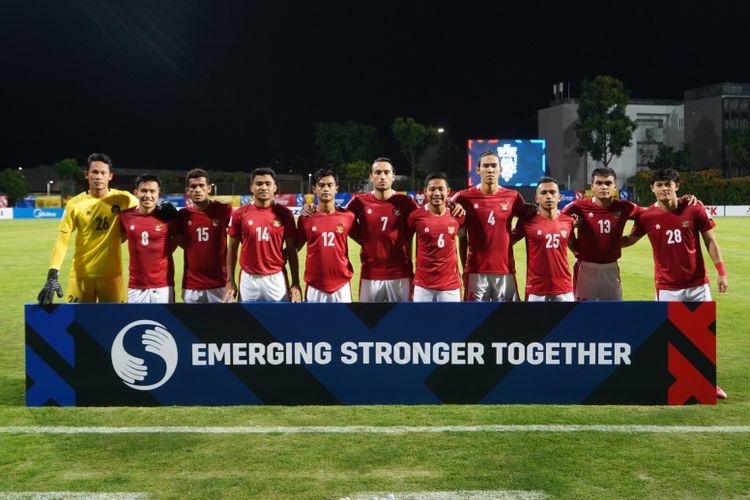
left=0, top=207, right=12, bottom=219
left=467, top=139, right=546, bottom=187
left=14, top=208, right=65, bottom=219
left=26, top=302, right=716, bottom=406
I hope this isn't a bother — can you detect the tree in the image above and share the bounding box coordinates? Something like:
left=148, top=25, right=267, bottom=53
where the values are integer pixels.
left=0, top=169, right=28, bottom=205
left=54, top=158, right=84, bottom=195
left=314, top=121, right=380, bottom=172
left=391, top=117, right=441, bottom=190
left=649, top=143, right=694, bottom=170
left=575, top=75, right=638, bottom=167
left=726, top=127, right=750, bottom=176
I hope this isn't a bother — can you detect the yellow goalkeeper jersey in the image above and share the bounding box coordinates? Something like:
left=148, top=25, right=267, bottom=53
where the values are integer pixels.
left=51, top=189, right=139, bottom=278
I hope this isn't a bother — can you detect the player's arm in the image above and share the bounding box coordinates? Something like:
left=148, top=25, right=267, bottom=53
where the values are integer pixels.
left=284, top=235, right=302, bottom=302
left=510, top=219, right=524, bottom=245
left=620, top=231, right=643, bottom=248
left=38, top=230, right=71, bottom=304
left=701, top=229, right=728, bottom=293
left=223, top=235, right=240, bottom=302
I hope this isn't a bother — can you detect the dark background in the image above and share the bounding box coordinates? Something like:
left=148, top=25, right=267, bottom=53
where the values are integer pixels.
left=3, top=0, right=749, bottom=173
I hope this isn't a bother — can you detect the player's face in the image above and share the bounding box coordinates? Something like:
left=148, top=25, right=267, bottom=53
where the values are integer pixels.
left=135, top=181, right=160, bottom=210
left=315, top=175, right=338, bottom=203
left=85, top=161, right=113, bottom=191
left=370, top=162, right=395, bottom=191
left=536, top=182, right=561, bottom=210
left=591, top=175, right=616, bottom=201
left=186, top=177, right=211, bottom=203
left=425, top=178, right=448, bottom=209
left=251, top=174, right=277, bottom=202
left=651, top=180, right=679, bottom=202
left=477, top=155, right=500, bottom=184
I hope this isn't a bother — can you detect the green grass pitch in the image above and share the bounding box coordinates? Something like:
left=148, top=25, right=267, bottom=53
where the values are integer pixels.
left=0, top=218, right=748, bottom=498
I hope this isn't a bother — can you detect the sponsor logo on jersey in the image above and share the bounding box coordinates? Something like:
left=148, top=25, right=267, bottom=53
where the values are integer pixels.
left=656, top=224, right=661, bottom=230
left=588, top=212, right=594, bottom=217
left=312, top=226, right=317, bottom=232
left=187, top=220, right=192, bottom=226
left=537, top=230, right=542, bottom=235
left=111, top=320, right=178, bottom=391
left=129, top=225, right=135, bottom=230
left=424, top=227, right=430, bottom=232
left=367, top=208, right=372, bottom=214
left=473, top=203, right=479, bottom=209
left=248, top=219, right=254, bottom=226
left=112, top=205, right=121, bottom=214
left=336, top=224, right=344, bottom=233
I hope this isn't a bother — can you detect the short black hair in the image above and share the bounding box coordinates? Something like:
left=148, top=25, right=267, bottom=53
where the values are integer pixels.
left=186, top=168, right=210, bottom=185
left=313, top=168, right=338, bottom=186
left=372, top=157, right=395, bottom=173
left=538, top=176, right=559, bottom=186
left=424, top=171, right=449, bottom=188
left=591, top=166, right=617, bottom=180
left=251, top=167, right=277, bottom=183
left=477, top=150, right=499, bottom=167
left=134, top=174, right=161, bottom=189
left=650, top=168, right=680, bottom=185
left=87, top=153, right=113, bottom=171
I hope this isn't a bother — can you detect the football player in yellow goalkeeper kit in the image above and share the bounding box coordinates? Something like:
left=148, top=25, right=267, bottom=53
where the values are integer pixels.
left=37, top=153, right=139, bottom=303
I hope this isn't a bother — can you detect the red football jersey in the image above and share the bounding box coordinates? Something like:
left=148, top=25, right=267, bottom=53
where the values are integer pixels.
left=562, top=198, right=642, bottom=263
left=177, top=201, right=233, bottom=290
left=513, top=213, right=574, bottom=296
left=632, top=203, right=715, bottom=291
left=452, top=186, right=525, bottom=274
left=120, top=209, right=178, bottom=289
left=346, top=192, right=417, bottom=280
left=297, top=209, right=356, bottom=293
left=228, top=203, right=297, bottom=276
left=407, top=206, right=464, bottom=291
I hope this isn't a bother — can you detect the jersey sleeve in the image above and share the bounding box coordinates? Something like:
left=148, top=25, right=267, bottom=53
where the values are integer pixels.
left=511, top=192, right=526, bottom=217
left=694, top=204, right=717, bottom=233
left=631, top=215, right=646, bottom=237
left=511, top=217, right=526, bottom=243
left=561, top=201, right=578, bottom=216
left=280, top=207, right=297, bottom=240
left=227, top=207, right=242, bottom=238
left=625, top=200, right=643, bottom=219
left=296, top=219, right=308, bottom=247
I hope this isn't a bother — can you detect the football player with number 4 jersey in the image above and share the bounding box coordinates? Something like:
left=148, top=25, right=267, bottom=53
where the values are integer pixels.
left=452, top=150, right=526, bottom=302
left=297, top=169, right=357, bottom=303
left=408, top=172, right=464, bottom=302
left=119, top=175, right=179, bottom=303
left=512, top=177, right=575, bottom=302
left=177, top=168, right=233, bottom=303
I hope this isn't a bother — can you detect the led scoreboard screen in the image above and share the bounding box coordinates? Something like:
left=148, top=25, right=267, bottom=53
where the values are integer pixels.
left=467, top=139, right=546, bottom=187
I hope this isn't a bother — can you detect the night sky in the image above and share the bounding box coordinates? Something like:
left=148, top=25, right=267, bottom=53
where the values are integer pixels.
left=3, top=0, right=750, bottom=172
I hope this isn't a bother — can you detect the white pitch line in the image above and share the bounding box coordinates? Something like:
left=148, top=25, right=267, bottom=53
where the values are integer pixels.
left=0, top=424, right=749, bottom=434
left=0, top=494, right=149, bottom=500
left=341, top=491, right=547, bottom=500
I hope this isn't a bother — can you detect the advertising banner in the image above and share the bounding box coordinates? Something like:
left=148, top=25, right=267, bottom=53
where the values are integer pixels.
left=14, top=208, right=65, bottom=219
left=0, top=207, right=12, bottom=219
left=26, top=302, right=716, bottom=406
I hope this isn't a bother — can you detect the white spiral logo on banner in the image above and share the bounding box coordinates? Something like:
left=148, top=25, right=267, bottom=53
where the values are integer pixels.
left=111, top=320, right=178, bottom=391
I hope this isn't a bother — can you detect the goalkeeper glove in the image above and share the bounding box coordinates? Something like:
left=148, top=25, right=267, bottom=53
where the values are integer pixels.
left=154, top=200, right=178, bottom=222
left=38, top=269, right=63, bottom=305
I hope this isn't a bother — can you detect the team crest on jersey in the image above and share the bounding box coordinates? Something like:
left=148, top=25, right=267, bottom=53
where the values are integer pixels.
left=336, top=224, right=344, bottom=234
left=500, top=202, right=508, bottom=211
left=448, top=226, right=455, bottom=234
left=613, top=211, right=621, bottom=219
left=681, top=219, right=690, bottom=228
left=212, top=219, right=220, bottom=227
left=561, top=229, right=567, bottom=237
left=111, top=205, right=121, bottom=214
left=154, top=224, right=163, bottom=232
left=416, top=193, right=426, bottom=205
left=497, top=144, right=518, bottom=182
left=273, top=218, right=281, bottom=227
left=393, top=208, right=401, bottom=216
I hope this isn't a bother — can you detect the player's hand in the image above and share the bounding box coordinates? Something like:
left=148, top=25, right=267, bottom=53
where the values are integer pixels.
left=524, top=202, right=539, bottom=216
left=289, top=284, right=302, bottom=303
left=717, top=274, right=728, bottom=293
left=448, top=201, right=466, bottom=218
left=680, top=194, right=701, bottom=206
left=300, top=204, right=316, bottom=217
left=222, top=282, right=238, bottom=303
left=38, top=269, right=63, bottom=305
left=154, top=200, right=178, bottom=222
left=571, top=213, right=581, bottom=228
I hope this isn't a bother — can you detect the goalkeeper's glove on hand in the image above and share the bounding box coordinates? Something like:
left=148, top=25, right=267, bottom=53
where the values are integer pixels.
left=154, top=200, right=178, bottom=222
left=38, top=269, right=63, bottom=305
